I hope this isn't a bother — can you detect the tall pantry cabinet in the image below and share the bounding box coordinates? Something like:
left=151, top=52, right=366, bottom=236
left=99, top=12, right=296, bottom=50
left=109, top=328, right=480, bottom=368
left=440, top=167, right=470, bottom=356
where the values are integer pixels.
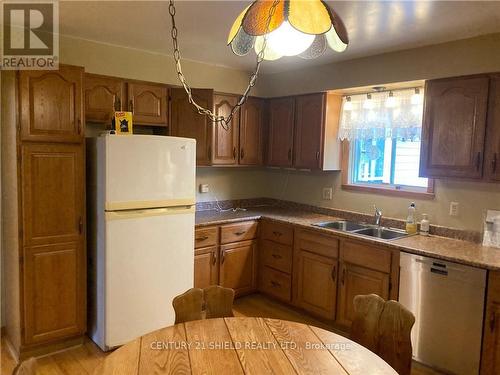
left=2, top=65, right=86, bottom=360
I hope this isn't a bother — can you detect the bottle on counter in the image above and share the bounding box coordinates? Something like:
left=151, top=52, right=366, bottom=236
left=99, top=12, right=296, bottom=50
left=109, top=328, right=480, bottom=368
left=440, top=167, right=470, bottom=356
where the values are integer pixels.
left=420, top=213, right=430, bottom=236
left=406, top=202, right=418, bottom=235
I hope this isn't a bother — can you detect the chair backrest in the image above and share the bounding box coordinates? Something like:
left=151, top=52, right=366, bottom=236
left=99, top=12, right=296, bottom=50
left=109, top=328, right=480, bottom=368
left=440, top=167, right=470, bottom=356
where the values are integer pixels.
left=13, top=357, right=37, bottom=375
left=351, top=294, right=415, bottom=375
left=204, top=285, right=235, bottom=319
left=172, top=286, right=234, bottom=324
left=172, top=288, right=204, bottom=324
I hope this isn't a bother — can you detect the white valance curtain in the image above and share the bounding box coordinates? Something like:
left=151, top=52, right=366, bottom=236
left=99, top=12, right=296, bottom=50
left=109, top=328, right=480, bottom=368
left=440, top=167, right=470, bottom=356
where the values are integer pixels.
left=338, top=88, right=424, bottom=141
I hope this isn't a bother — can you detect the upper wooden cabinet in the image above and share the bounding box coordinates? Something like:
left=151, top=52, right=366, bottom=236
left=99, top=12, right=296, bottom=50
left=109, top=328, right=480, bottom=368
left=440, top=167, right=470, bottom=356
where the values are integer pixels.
left=19, top=66, right=84, bottom=143
left=128, top=82, right=168, bottom=126
left=420, top=76, right=489, bottom=179
left=267, top=93, right=342, bottom=170
left=170, top=88, right=213, bottom=166
left=239, top=97, right=265, bottom=166
left=84, top=74, right=125, bottom=123
left=268, top=97, right=295, bottom=167
left=212, top=94, right=239, bottom=165
left=485, top=75, right=500, bottom=182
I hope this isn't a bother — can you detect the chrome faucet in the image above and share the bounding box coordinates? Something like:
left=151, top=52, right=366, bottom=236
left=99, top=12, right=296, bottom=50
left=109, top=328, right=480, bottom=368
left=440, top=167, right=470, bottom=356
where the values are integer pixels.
left=373, top=205, right=382, bottom=227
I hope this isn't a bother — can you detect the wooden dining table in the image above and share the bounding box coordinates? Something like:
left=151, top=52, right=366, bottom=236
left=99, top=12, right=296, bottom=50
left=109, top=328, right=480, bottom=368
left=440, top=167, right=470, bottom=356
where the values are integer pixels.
left=97, top=317, right=397, bottom=374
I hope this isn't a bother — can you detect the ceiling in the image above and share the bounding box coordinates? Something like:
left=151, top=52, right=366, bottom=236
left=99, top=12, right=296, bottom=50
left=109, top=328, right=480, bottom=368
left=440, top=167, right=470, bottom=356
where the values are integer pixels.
left=59, top=1, right=500, bottom=74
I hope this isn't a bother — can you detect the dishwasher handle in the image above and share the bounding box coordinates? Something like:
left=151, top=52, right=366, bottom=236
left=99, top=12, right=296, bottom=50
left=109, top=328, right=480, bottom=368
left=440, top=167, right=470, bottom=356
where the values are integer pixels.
left=430, top=267, right=448, bottom=276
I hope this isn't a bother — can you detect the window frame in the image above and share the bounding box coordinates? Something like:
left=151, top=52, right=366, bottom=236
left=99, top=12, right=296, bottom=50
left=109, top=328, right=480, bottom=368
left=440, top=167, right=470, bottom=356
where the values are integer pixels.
left=341, top=141, right=435, bottom=199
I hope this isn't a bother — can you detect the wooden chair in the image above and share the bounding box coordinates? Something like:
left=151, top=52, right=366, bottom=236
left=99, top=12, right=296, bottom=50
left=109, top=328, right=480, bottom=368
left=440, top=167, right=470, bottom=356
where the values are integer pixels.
left=172, top=286, right=235, bottom=324
left=351, top=294, right=416, bottom=375
left=13, top=357, right=37, bottom=375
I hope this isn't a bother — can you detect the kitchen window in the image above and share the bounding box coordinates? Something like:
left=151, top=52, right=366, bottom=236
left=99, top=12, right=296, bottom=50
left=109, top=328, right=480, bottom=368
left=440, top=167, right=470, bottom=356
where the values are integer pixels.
left=339, top=87, right=434, bottom=197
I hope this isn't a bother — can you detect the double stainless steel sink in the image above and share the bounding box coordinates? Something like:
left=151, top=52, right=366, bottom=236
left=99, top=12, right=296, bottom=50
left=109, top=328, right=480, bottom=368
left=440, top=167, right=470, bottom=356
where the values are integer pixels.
left=312, top=220, right=409, bottom=240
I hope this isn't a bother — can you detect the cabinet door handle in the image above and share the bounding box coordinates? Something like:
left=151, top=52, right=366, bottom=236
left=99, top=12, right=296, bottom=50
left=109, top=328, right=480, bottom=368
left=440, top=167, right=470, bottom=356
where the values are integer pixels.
left=287, top=148, right=292, bottom=161
left=78, top=216, right=83, bottom=235
left=271, top=254, right=282, bottom=259
left=195, top=235, right=209, bottom=242
left=272, top=231, right=282, bottom=237
left=240, top=148, right=244, bottom=160
left=476, top=152, right=482, bottom=171
left=114, top=96, right=121, bottom=111
left=233, top=147, right=237, bottom=160
left=129, top=99, right=134, bottom=113
left=208, top=146, right=212, bottom=161
left=331, top=265, right=336, bottom=281
left=492, top=153, right=498, bottom=174
left=77, top=118, right=82, bottom=134
left=316, top=151, right=320, bottom=161
left=270, top=281, right=281, bottom=288
left=234, top=231, right=246, bottom=236
left=490, top=311, right=496, bottom=333
left=341, top=266, right=346, bottom=285
left=212, top=251, right=217, bottom=265
left=220, top=249, right=225, bottom=264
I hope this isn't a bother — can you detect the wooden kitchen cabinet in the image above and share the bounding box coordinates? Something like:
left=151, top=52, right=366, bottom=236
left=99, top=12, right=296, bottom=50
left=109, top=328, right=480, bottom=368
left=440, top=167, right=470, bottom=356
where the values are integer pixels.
left=19, top=66, right=84, bottom=143
left=170, top=88, right=213, bottom=166
left=267, top=97, right=295, bottom=167
left=420, top=75, right=489, bottom=179
left=212, top=94, right=240, bottom=165
left=485, top=75, right=500, bottom=182
left=127, top=82, right=168, bottom=126
left=219, top=240, right=257, bottom=296
left=293, top=229, right=339, bottom=320
left=84, top=74, right=125, bottom=123
left=194, top=246, right=219, bottom=289
left=239, top=97, right=265, bottom=166
left=481, top=271, right=500, bottom=374
left=337, top=262, right=390, bottom=328
left=21, top=143, right=85, bottom=247
left=296, top=250, right=338, bottom=320
left=23, top=242, right=86, bottom=344
left=294, top=93, right=325, bottom=169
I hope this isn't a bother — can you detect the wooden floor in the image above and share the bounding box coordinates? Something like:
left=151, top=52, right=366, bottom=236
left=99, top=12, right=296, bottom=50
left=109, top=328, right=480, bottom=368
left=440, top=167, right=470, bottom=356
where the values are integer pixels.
left=1, top=293, right=442, bottom=375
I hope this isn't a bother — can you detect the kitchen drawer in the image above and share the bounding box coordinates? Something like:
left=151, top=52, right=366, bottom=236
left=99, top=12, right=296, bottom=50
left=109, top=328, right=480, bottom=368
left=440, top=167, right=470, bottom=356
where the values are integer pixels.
left=295, top=229, right=339, bottom=258
left=341, top=240, right=391, bottom=273
left=221, top=221, right=258, bottom=244
left=260, top=266, right=291, bottom=302
left=261, top=221, right=293, bottom=245
left=261, top=239, right=292, bottom=274
left=194, top=227, right=218, bottom=248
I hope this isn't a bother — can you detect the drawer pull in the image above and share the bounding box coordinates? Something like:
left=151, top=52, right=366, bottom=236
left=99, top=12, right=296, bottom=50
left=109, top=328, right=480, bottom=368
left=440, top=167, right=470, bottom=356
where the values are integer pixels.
left=271, top=254, right=282, bottom=259
left=270, top=281, right=281, bottom=288
left=234, top=231, right=246, bottom=236
left=196, top=235, right=209, bottom=241
left=272, top=231, right=282, bottom=237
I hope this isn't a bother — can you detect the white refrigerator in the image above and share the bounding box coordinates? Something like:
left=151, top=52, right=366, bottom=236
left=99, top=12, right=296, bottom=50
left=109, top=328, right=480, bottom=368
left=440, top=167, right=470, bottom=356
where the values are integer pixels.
left=87, top=135, right=196, bottom=351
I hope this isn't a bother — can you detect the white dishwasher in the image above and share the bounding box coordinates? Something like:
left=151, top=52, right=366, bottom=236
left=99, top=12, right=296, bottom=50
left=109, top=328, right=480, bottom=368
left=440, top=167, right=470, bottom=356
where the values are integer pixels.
left=399, top=252, right=486, bottom=375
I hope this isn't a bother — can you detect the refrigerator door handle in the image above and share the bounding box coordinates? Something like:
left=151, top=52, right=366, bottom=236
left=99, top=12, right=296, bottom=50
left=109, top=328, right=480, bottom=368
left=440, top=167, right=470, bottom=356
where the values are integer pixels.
left=105, top=206, right=195, bottom=221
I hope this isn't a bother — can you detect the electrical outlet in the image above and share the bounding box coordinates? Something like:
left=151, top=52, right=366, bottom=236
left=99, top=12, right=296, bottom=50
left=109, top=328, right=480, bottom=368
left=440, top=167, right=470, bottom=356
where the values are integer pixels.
left=322, top=187, right=333, bottom=200
left=449, top=201, right=459, bottom=216
left=199, top=184, right=209, bottom=193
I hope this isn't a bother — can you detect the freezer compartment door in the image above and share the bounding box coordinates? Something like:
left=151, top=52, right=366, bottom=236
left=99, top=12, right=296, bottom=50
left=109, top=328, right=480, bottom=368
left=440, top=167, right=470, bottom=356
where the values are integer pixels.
left=103, top=135, right=196, bottom=210
left=104, top=206, right=194, bottom=348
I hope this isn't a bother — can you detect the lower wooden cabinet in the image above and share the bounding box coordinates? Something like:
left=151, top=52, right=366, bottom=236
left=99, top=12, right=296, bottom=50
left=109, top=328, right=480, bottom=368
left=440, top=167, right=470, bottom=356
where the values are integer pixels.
left=194, top=246, right=218, bottom=289
left=481, top=271, right=500, bottom=374
left=23, top=242, right=86, bottom=344
left=336, top=262, right=390, bottom=328
left=219, top=240, right=257, bottom=296
left=296, top=250, right=337, bottom=320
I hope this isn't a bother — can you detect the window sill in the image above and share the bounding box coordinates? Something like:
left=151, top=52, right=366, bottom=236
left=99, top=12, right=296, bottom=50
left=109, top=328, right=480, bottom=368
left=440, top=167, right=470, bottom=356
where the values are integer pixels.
left=341, top=183, right=435, bottom=199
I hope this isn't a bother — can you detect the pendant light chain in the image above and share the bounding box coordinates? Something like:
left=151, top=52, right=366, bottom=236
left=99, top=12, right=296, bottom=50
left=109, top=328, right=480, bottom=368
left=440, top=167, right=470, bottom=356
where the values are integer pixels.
left=168, top=0, right=279, bottom=130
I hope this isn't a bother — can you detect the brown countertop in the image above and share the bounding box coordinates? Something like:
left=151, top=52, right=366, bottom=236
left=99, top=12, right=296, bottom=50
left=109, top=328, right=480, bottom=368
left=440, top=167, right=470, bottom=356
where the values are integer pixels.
left=196, top=207, right=500, bottom=271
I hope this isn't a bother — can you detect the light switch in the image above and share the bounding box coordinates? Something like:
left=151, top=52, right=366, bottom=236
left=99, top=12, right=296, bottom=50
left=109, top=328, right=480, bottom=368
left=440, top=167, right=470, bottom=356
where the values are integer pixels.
left=449, top=201, right=459, bottom=216
left=322, top=187, right=333, bottom=200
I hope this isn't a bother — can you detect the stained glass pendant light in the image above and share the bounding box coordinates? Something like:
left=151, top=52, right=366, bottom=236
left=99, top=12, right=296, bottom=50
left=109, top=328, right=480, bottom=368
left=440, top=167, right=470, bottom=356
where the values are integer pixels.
left=228, top=0, right=349, bottom=61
